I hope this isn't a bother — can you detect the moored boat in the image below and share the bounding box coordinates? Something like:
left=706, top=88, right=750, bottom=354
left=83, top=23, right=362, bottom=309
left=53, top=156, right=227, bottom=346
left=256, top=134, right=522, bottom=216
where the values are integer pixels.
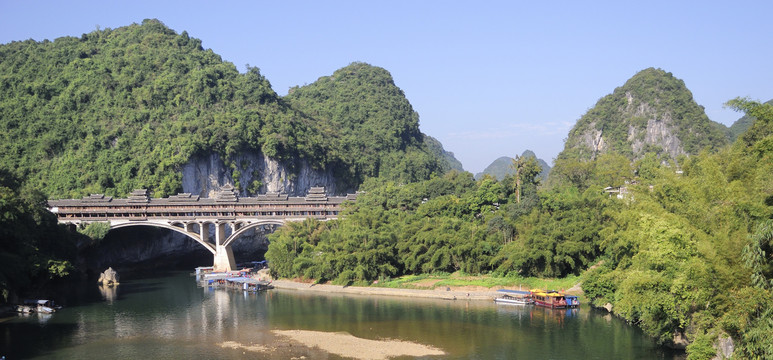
left=223, top=276, right=273, bottom=292
left=494, top=289, right=534, bottom=305
left=530, top=290, right=567, bottom=308
left=20, top=299, right=61, bottom=314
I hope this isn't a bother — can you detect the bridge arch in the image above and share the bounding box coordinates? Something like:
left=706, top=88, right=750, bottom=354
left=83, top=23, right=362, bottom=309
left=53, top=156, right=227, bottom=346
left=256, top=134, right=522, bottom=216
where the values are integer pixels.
left=222, top=220, right=285, bottom=248
left=110, top=221, right=216, bottom=254
left=49, top=187, right=355, bottom=271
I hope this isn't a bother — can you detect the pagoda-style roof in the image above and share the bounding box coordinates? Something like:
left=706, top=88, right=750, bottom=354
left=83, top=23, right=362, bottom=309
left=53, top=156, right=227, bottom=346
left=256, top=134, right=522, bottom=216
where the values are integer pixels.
left=128, top=189, right=150, bottom=203
left=215, top=184, right=238, bottom=202
left=305, top=186, right=328, bottom=202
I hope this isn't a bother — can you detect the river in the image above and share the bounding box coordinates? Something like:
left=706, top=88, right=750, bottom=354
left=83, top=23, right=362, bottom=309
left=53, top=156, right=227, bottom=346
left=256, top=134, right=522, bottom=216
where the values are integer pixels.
left=0, top=271, right=683, bottom=359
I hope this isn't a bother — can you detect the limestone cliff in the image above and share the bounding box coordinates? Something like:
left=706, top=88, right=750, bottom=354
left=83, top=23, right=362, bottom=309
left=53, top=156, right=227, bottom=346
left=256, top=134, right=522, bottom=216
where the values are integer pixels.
left=559, top=68, right=728, bottom=162
left=182, top=152, right=343, bottom=198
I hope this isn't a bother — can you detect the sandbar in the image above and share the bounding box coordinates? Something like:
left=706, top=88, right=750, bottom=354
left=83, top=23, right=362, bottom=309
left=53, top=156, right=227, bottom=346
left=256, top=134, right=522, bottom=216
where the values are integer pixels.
left=273, top=329, right=445, bottom=360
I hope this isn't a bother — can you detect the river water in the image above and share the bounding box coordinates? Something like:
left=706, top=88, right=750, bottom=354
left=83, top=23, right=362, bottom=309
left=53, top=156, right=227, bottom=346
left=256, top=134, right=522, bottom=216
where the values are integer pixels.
left=1, top=271, right=682, bottom=359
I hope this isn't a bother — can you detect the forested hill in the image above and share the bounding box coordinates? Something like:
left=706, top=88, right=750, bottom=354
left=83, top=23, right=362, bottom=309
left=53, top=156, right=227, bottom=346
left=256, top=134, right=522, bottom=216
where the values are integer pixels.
left=558, top=68, right=729, bottom=162
left=424, top=135, right=465, bottom=172
left=0, top=19, right=457, bottom=198
left=284, top=62, right=454, bottom=185
left=729, top=99, right=773, bottom=141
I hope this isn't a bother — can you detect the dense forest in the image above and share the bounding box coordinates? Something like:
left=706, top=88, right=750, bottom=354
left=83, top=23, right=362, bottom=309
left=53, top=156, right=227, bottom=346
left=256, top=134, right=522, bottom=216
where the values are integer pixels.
left=283, top=62, right=454, bottom=185
left=0, top=170, right=80, bottom=303
left=0, top=19, right=453, bottom=199
left=266, top=99, right=773, bottom=358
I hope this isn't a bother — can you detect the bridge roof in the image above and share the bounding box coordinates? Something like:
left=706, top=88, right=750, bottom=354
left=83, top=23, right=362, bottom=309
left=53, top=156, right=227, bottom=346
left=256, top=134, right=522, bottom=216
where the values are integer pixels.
left=48, top=192, right=356, bottom=208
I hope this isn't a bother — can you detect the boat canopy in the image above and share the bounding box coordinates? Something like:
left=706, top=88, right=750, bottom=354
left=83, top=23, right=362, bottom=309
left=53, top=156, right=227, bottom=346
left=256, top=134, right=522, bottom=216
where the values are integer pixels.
left=497, top=289, right=531, bottom=295
left=226, top=277, right=258, bottom=284
left=531, top=290, right=565, bottom=298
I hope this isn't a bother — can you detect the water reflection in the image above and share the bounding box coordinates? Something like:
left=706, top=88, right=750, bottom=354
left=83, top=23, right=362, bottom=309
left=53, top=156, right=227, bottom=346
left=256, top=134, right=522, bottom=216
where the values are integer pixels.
left=0, top=272, right=683, bottom=359
left=98, top=284, right=118, bottom=303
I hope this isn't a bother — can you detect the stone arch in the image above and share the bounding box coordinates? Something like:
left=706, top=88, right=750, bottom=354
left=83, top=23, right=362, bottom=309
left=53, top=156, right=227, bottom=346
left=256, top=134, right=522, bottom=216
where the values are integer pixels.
left=110, top=221, right=216, bottom=254
left=222, top=220, right=285, bottom=248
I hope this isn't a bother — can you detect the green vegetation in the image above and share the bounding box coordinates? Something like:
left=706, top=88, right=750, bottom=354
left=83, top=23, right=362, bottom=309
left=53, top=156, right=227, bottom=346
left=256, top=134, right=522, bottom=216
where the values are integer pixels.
left=284, top=62, right=451, bottom=186
left=0, top=170, right=79, bottom=302
left=560, top=68, right=729, bottom=162
left=475, top=150, right=551, bottom=182
left=77, top=222, right=111, bottom=241
left=0, top=20, right=453, bottom=198
left=425, top=135, right=465, bottom=172
left=267, top=99, right=773, bottom=358
left=372, top=272, right=580, bottom=292
left=266, top=158, right=548, bottom=283
left=728, top=99, right=773, bottom=141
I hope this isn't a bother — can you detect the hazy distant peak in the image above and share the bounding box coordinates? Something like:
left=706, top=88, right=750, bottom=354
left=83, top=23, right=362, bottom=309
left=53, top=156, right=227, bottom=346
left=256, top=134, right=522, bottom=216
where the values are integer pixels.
left=475, top=151, right=550, bottom=181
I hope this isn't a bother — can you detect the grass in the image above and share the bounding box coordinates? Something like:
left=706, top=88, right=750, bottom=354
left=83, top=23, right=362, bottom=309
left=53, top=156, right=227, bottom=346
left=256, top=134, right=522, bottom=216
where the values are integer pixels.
left=372, top=272, right=581, bottom=292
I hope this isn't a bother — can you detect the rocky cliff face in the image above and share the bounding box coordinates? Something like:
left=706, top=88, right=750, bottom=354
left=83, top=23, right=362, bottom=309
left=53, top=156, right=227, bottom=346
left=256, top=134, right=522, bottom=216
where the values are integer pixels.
left=182, top=152, right=342, bottom=197
left=623, top=92, right=685, bottom=159
left=560, top=68, right=728, bottom=162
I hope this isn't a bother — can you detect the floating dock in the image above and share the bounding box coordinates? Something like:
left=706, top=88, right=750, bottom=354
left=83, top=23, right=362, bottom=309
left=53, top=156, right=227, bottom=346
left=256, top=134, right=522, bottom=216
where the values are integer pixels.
left=196, top=267, right=273, bottom=292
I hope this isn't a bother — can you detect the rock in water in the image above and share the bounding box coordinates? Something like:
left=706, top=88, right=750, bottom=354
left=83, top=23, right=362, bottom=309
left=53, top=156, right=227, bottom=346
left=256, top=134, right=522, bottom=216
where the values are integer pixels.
left=98, top=267, right=120, bottom=286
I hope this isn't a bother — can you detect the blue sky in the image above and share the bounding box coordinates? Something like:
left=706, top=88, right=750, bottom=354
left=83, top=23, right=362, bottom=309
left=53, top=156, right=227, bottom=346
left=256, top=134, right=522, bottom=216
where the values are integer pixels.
left=1, top=1, right=771, bottom=173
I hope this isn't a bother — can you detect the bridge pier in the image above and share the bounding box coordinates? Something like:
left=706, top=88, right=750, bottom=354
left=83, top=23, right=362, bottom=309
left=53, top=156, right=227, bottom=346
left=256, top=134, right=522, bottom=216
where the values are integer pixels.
left=213, top=222, right=236, bottom=272
left=199, top=223, right=209, bottom=243
left=213, top=245, right=236, bottom=272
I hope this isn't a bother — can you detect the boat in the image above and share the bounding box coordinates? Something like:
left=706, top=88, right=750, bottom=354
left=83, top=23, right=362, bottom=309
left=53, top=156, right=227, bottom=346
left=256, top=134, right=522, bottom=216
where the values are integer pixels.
left=565, top=295, right=580, bottom=308
left=15, top=305, right=35, bottom=314
left=530, top=290, right=567, bottom=308
left=20, top=299, right=61, bottom=314
left=494, top=289, right=534, bottom=305
left=192, top=266, right=214, bottom=276
left=223, top=277, right=273, bottom=292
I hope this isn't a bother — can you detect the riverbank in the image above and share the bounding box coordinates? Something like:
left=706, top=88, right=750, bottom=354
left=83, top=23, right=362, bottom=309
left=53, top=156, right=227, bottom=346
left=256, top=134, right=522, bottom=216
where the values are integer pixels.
left=271, top=278, right=583, bottom=301
left=272, top=279, right=499, bottom=300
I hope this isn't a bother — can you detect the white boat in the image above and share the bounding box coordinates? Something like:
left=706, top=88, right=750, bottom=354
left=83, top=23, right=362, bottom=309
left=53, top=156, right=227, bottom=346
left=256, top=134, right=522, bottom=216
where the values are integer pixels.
left=494, top=290, right=534, bottom=305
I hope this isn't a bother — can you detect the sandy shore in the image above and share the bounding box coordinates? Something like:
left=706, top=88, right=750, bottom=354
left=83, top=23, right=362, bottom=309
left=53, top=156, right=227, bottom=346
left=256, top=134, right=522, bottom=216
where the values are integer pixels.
left=270, top=279, right=503, bottom=301
left=274, top=330, right=445, bottom=359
